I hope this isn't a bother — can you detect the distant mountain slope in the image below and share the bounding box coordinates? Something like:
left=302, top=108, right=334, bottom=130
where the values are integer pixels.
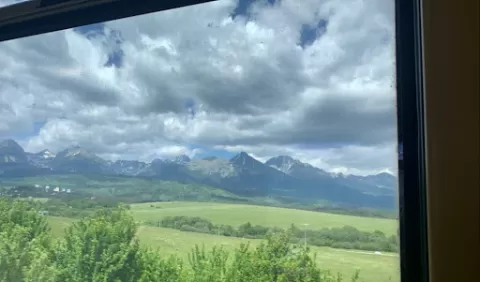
left=26, top=149, right=56, bottom=169
left=266, top=156, right=396, bottom=196
left=341, top=173, right=397, bottom=195
left=111, top=160, right=149, bottom=176
left=0, top=139, right=28, bottom=164
left=51, top=146, right=110, bottom=173
left=0, top=139, right=51, bottom=177
left=0, top=139, right=397, bottom=209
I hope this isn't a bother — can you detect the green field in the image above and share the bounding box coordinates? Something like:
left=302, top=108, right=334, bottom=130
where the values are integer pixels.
left=130, top=201, right=398, bottom=236
left=46, top=216, right=399, bottom=282
left=18, top=197, right=49, bottom=202
left=137, top=225, right=400, bottom=282
left=46, top=200, right=400, bottom=282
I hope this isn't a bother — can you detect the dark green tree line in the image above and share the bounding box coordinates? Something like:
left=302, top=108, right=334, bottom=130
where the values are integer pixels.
left=148, top=215, right=399, bottom=253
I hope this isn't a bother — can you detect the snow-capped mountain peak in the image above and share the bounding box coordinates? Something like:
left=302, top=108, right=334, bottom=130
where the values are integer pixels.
left=230, top=152, right=261, bottom=168
left=265, top=155, right=299, bottom=174
left=38, top=149, right=56, bottom=159
left=173, top=155, right=191, bottom=164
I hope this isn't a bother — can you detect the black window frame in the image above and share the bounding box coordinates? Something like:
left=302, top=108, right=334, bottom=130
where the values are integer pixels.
left=0, top=1, right=430, bottom=281
left=395, top=0, right=429, bottom=281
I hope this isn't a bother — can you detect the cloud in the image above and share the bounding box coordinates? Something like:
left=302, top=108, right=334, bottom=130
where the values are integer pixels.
left=0, top=0, right=397, bottom=176
left=214, top=142, right=396, bottom=176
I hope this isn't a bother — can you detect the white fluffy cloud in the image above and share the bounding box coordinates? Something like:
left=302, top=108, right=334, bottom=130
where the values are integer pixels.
left=0, top=0, right=397, bottom=176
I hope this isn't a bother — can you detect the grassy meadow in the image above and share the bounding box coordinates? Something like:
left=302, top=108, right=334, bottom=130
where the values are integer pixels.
left=130, top=201, right=398, bottom=236
left=46, top=201, right=400, bottom=282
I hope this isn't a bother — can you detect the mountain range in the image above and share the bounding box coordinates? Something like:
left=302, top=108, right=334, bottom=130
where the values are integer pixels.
left=0, top=139, right=397, bottom=209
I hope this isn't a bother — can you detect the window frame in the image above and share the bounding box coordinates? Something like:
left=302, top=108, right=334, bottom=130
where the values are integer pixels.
left=0, top=0, right=216, bottom=42
left=395, top=0, right=430, bottom=281
left=0, top=1, right=439, bottom=282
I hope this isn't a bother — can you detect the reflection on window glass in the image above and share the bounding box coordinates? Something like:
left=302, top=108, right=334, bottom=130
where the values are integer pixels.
left=0, top=0, right=399, bottom=281
left=0, top=0, right=30, bottom=9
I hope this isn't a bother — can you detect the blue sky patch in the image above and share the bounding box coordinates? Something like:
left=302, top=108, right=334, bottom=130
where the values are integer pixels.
left=74, top=23, right=105, bottom=39
left=5, top=121, right=46, bottom=142
left=231, top=0, right=277, bottom=19
left=105, top=49, right=124, bottom=68
left=74, top=23, right=124, bottom=68
left=299, top=19, right=328, bottom=48
left=191, top=144, right=237, bottom=159
left=184, top=98, right=197, bottom=120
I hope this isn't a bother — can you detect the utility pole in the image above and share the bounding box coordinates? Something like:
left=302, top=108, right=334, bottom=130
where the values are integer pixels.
left=302, top=223, right=309, bottom=248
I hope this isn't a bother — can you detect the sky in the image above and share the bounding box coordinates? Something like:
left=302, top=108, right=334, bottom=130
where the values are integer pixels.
left=0, top=0, right=397, bottom=176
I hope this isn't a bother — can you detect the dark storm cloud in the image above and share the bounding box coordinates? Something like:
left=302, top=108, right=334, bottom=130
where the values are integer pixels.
left=288, top=94, right=396, bottom=145
left=183, top=54, right=306, bottom=115
left=36, top=70, right=121, bottom=106
left=183, top=86, right=396, bottom=148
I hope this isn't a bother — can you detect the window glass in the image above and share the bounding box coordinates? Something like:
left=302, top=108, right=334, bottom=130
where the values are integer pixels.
left=0, top=0, right=30, bottom=8
left=0, top=1, right=399, bottom=281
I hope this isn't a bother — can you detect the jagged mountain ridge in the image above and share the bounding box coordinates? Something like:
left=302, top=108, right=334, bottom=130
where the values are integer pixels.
left=0, top=139, right=28, bottom=164
left=0, top=139, right=397, bottom=208
left=0, top=139, right=51, bottom=176
left=265, top=156, right=396, bottom=195
left=50, top=146, right=111, bottom=174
